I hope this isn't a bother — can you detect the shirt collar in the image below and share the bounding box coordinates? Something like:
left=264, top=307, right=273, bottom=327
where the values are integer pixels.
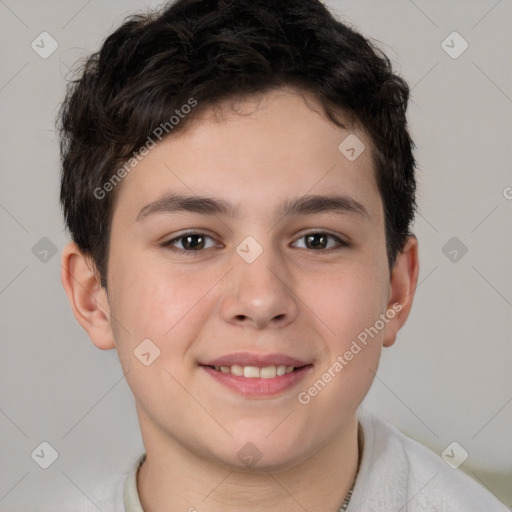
left=123, top=453, right=146, bottom=512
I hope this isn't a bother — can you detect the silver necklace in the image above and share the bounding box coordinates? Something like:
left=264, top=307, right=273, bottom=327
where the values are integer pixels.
left=337, top=422, right=363, bottom=512
left=337, top=482, right=355, bottom=511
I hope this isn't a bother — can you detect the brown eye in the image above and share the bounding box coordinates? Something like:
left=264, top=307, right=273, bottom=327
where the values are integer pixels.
left=292, top=232, right=346, bottom=250
left=162, top=232, right=217, bottom=253
left=180, top=234, right=206, bottom=250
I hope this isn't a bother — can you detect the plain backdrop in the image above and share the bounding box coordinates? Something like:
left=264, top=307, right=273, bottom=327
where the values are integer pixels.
left=0, top=0, right=511, bottom=509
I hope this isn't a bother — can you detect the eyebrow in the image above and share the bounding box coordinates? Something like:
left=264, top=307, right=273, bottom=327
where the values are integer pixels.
left=135, top=193, right=370, bottom=222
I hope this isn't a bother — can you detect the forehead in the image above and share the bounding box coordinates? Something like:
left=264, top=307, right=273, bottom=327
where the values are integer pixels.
left=112, top=89, right=382, bottom=224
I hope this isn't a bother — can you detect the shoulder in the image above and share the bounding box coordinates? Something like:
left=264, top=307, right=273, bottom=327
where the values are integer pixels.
left=89, top=454, right=146, bottom=512
left=91, top=471, right=126, bottom=512
left=349, top=409, right=508, bottom=512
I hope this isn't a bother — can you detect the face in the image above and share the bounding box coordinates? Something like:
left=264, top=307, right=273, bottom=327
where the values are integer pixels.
left=101, top=89, right=400, bottom=470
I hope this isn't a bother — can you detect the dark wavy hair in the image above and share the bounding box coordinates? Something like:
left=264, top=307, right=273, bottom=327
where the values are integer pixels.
left=58, top=0, right=416, bottom=288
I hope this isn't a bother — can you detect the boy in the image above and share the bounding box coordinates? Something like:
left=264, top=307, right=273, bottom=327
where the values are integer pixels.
left=58, top=0, right=508, bottom=510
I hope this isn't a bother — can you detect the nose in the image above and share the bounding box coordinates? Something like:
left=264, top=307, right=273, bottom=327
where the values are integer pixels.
left=220, top=247, right=299, bottom=330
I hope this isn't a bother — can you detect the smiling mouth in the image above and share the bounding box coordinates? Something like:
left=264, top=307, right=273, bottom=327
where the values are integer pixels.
left=202, top=364, right=309, bottom=378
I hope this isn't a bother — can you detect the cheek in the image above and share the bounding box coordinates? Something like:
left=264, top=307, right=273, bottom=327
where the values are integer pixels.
left=108, top=257, right=218, bottom=364
left=107, top=264, right=207, bottom=416
left=298, top=254, right=389, bottom=408
left=298, top=270, right=387, bottom=416
left=309, top=259, right=390, bottom=348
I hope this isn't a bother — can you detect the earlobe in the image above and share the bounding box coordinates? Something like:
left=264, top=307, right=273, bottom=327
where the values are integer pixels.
left=382, top=235, right=420, bottom=348
left=61, top=242, right=116, bottom=350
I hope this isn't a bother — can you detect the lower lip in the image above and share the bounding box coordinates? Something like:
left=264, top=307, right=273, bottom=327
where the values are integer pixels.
left=202, top=366, right=312, bottom=397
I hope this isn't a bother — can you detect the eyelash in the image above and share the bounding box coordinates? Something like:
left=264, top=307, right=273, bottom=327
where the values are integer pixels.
left=160, top=230, right=348, bottom=254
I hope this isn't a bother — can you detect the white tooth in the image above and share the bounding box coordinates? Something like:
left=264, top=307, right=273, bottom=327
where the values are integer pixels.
left=276, top=365, right=286, bottom=376
left=214, top=366, right=220, bottom=371
left=260, top=366, right=277, bottom=379
left=285, top=365, right=294, bottom=374
left=231, top=365, right=244, bottom=376
left=243, top=366, right=260, bottom=378
left=220, top=366, right=230, bottom=373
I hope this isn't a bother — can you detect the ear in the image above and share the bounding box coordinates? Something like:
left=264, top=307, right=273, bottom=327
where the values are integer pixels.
left=382, top=235, right=419, bottom=348
left=61, top=242, right=115, bottom=350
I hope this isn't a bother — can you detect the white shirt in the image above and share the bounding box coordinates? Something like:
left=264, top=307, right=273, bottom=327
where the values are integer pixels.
left=94, top=409, right=508, bottom=511
left=348, top=410, right=508, bottom=511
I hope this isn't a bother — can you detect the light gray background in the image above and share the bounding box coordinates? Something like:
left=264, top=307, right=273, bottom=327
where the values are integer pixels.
left=1, top=0, right=511, bottom=510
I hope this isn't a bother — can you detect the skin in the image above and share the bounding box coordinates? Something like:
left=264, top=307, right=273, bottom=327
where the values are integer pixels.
left=62, top=88, right=419, bottom=512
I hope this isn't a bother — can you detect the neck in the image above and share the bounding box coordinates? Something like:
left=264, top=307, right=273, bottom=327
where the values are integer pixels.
left=137, top=412, right=360, bottom=512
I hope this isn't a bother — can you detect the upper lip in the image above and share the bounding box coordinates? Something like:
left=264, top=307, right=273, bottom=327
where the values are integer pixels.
left=201, top=352, right=310, bottom=367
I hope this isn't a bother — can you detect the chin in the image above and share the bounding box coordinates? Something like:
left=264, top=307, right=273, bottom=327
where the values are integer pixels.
left=215, top=431, right=315, bottom=473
